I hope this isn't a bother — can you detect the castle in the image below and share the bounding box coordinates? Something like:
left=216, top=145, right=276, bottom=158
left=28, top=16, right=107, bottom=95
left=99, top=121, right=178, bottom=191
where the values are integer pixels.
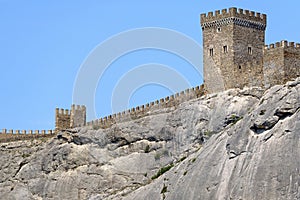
left=0, top=7, right=299, bottom=142
left=201, top=7, right=300, bottom=93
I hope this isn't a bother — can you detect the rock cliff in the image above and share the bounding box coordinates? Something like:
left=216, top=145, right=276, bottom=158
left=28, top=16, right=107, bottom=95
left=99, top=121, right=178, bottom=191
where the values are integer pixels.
left=0, top=78, right=299, bottom=200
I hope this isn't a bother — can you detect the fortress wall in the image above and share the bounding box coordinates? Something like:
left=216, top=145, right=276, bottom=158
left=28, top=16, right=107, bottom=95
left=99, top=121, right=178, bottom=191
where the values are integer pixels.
left=283, top=42, right=300, bottom=82
left=263, top=42, right=285, bottom=88
left=5, top=8, right=299, bottom=144
left=87, top=84, right=206, bottom=129
left=263, top=41, right=300, bottom=88
left=0, top=129, right=54, bottom=143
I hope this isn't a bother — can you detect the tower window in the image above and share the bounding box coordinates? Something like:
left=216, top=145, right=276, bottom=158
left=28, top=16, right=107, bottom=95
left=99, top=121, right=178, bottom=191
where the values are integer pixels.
left=238, top=65, right=242, bottom=70
left=217, top=27, right=221, bottom=32
left=209, top=48, right=214, bottom=57
left=223, top=45, right=228, bottom=53
left=248, top=47, right=252, bottom=55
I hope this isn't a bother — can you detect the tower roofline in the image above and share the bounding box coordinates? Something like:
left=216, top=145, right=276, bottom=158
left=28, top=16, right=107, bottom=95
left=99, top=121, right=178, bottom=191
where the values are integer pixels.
left=200, top=7, right=267, bottom=29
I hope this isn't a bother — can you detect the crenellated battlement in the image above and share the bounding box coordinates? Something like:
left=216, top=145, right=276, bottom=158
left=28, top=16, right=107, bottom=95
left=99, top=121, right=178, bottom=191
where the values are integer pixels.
left=70, top=104, right=86, bottom=128
left=2, top=7, right=299, bottom=143
left=86, top=84, right=206, bottom=129
left=264, top=40, right=300, bottom=50
left=55, top=107, right=71, bottom=131
left=55, top=104, right=86, bottom=131
left=202, top=7, right=299, bottom=94
left=263, top=41, right=300, bottom=88
left=0, top=129, right=54, bottom=143
left=200, top=7, right=266, bottom=30
left=56, top=108, right=70, bottom=115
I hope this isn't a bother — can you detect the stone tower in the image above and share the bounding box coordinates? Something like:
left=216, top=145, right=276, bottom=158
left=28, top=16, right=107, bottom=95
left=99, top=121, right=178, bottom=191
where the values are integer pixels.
left=55, top=104, right=86, bottom=132
left=200, top=8, right=267, bottom=93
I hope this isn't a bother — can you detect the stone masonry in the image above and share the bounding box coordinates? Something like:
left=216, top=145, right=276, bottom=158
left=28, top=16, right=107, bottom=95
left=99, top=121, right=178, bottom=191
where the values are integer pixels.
left=0, top=129, right=54, bottom=143
left=55, top=105, right=86, bottom=131
left=54, top=7, right=299, bottom=131
left=2, top=7, right=299, bottom=138
left=264, top=41, right=300, bottom=88
left=201, top=7, right=300, bottom=93
left=55, top=85, right=206, bottom=131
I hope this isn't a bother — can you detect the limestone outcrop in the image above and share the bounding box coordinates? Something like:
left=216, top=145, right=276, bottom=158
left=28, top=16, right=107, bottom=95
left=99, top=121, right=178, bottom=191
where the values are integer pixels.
left=0, top=78, right=299, bottom=200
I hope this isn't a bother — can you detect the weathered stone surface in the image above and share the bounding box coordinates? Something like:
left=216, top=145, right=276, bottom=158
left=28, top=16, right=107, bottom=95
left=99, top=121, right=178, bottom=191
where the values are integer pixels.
left=201, top=8, right=300, bottom=94
left=264, top=42, right=300, bottom=88
left=201, top=8, right=265, bottom=94
left=0, top=78, right=299, bottom=200
left=125, top=77, right=300, bottom=200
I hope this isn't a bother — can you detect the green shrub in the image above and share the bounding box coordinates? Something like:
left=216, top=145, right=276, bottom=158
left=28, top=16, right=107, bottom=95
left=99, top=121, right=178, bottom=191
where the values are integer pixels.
left=204, top=130, right=215, bottom=137
left=230, top=114, right=243, bottom=124
left=151, top=164, right=174, bottom=180
left=144, top=145, right=150, bottom=153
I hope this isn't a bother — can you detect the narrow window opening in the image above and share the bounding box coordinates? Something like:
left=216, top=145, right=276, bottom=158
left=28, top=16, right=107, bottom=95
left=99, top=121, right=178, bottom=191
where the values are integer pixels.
left=248, top=47, right=252, bottom=55
left=217, top=27, right=221, bottom=32
left=209, top=48, right=214, bottom=57
left=238, top=65, right=242, bottom=70
left=223, top=45, right=228, bottom=53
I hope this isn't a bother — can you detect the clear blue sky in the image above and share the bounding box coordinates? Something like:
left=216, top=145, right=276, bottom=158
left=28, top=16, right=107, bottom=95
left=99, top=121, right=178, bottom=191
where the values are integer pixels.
left=0, top=1, right=299, bottom=130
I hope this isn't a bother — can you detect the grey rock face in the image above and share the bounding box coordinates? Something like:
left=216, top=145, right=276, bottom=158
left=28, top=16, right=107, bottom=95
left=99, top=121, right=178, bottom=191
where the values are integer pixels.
left=0, top=78, right=299, bottom=200
left=125, top=78, right=300, bottom=200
